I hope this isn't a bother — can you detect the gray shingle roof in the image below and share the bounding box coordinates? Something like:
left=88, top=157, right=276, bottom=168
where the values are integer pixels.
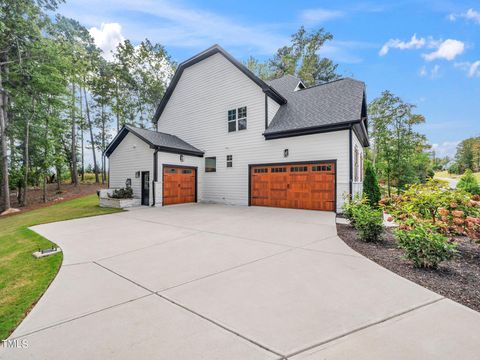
left=265, top=75, right=366, bottom=135
left=105, top=125, right=204, bottom=157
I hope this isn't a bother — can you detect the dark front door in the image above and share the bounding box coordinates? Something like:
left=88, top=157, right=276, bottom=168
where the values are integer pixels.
left=141, top=171, right=150, bottom=206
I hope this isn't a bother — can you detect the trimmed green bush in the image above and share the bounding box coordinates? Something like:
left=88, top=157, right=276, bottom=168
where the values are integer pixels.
left=352, top=204, right=384, bottom=242
left=457, top=169, right=480, bottom=195
left=342, top=196, right=384, bottom=242
left=395, top=223, right=457, bottom=268
left=109, top=187, right=133, bottom=199
left=363, top=161, right=381, bottom=207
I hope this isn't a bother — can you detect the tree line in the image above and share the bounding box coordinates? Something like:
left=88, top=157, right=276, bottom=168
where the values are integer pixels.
left=0, top=0, right=174, bottom=211
left=0, top=0, right=435, bottom=212
left=449, top=137, right=480, bottom=174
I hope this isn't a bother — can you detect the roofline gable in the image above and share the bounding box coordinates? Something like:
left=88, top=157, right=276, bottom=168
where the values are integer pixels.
left=104, top=125, right=204, bottom=157
left=152, top=44, right=287, bottom=124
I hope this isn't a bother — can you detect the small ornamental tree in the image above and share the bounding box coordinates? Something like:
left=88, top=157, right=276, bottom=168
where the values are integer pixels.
left=363, top=161, right=381, bottom=207
left=457, top=169, right=480, bottom=195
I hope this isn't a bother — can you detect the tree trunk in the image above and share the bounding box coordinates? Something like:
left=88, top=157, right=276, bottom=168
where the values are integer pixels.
left=43, top=116, right=49, bottom=203
left=0, top=66, right=10, bottom=211
left=56, top=165, right=61, bottom=191
left=79, top=87, right=85, bottom=182
left=20, top=98, right=32, bottom=207
left=71, top=83, right=78, bottom=186
left=101, top=103, right=106, bottom=184
left=83, top=85, right=99, bottom=183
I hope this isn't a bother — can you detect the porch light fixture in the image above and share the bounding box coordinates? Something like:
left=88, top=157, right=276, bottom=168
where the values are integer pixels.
left=180, top=154, right=184, bottom=162
left=135, top=171, right=140, bottom=178
left=284, top=149, right=289, bottom=158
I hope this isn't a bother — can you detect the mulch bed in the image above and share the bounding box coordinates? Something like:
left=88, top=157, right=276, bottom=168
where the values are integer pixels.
left=0, top=183, right=106, bottom=215
left=337, top=223, right=480, bottom=312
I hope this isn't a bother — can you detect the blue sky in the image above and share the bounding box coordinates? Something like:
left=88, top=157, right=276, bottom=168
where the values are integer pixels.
left=59, top=0, right=480, bottom=158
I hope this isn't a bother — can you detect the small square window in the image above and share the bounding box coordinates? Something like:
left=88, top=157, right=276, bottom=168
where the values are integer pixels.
left=238, top=118, right=247, bottom=130
left=205, top=157, right=216, bottom=172
left=228, top=109, right=236, bottom=121
left=226, top=155, right=233, bottom=168
left=238, top=106, right=247, bottom=119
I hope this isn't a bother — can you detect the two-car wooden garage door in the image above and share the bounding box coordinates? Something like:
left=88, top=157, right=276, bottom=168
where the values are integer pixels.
left=250, top=162, right=335, bottom=211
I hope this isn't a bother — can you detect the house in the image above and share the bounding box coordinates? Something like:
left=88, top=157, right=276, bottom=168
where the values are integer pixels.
left=105, top=45, right=369, bottom=212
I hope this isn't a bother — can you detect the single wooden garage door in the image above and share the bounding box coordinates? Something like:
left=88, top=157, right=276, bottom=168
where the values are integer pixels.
left=250, top=162, right=335, bottom=211
left=163, top=166, right=196, bottom=205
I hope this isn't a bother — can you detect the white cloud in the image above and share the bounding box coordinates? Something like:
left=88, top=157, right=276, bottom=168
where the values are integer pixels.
left=89, top=23, right=125, bottom=60
left=419, top=65, right=441, bottom=78
left=419, top=65, right=427, bottom=77
left=431, top=141, right=460, bottom=158
left=455, top=60, right=480, bottom=77
left=449, top=8, right=480, bottom=24
left=422, top=39, right=465, bottom=61
left=301, top=8, right=344, bottom=24
left=379, top=34, right=425, bottom=56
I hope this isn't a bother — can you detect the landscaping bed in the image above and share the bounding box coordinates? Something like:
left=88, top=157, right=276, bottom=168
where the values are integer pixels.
left=337, top=223, right=480, bottom=312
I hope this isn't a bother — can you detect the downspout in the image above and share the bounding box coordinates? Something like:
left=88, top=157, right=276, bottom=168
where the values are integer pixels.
left=152, top=149, right=158, bottom=206
left=349, top=126, right=353, bottom=198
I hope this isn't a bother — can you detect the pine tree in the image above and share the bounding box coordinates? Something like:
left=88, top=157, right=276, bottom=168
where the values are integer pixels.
left=363, top=161, right=381, bottom=207
left=457, top=169, right=480, bottom=195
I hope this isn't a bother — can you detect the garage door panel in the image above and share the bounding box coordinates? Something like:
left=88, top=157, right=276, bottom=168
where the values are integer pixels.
left=163, top=166, right=196, bottom=205
left=250, top=162, right=335, bottom=211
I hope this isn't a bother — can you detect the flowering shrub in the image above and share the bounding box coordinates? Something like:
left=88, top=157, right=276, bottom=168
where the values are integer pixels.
left=381, top=179, right=480, bottom=241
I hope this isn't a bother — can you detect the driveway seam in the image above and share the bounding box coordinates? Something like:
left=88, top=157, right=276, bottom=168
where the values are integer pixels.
left=9, top=294, right=153, bottom=340
left=117, top=214, right=316, bottom=249
left=95, top=231, right=202, bottom=262
left=94, top=260, right=286, bottom=358
left=156, top=292, right=286, bottom=359
left=284, top=297, right=446, bottom=359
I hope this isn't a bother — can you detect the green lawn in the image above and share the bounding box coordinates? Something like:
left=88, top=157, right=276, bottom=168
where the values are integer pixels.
left=435, top=170, right=480, bottom=182
left=0, top=194, right=122, bottom=339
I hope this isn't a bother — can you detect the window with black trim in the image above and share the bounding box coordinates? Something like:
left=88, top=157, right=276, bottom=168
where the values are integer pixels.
left=271, top=167, right=287, bottom=173
left=205, top=157, right=216, bottom=172
left=227, top=107, right=247, bottom=132
left=291, top=166, right=308, bottom=172
left=254, top=168, right=268, bottom=173
left=226, top=155, right=233, bottom=168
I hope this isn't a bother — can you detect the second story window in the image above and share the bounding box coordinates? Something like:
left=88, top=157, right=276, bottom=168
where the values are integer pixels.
left=227, top=106, right=247, bottom=132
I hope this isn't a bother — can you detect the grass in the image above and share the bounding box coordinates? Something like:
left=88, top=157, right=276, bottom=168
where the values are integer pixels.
left=435, top=170, right=480, bottom=182
left=0, top=194, right=122, bottom=340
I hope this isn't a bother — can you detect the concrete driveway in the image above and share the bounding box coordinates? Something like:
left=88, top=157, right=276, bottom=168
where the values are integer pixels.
left=3, top=204, right=480, bottom=359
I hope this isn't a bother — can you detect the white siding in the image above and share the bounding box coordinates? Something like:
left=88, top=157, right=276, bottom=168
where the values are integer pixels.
left=352, top=130, right=364, bottom=198
left=109, top=132, right=154, bottom=204
left=154, top=152, right=203, bottom=206
left=157, top=53, right=351, bottom=212
left=267, top=96, right=280, bottom=126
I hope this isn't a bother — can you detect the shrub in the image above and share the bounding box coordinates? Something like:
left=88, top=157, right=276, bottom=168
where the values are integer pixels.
left=109, top=187, right=133, bottom=199
left=363, top=161, right=381, bottom=207
left=343, top=196, right=384, bottom=242
left=457, top=169, right=480, bottom=195
left=395, top=223, right=457, bottom=268
left=353, top=205, right=384, bottom=242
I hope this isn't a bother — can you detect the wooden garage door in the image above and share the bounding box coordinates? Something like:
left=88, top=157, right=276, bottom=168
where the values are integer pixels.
left=163, top=166, right=196, bottom=205
left=250, top=162, right=335, bottom=211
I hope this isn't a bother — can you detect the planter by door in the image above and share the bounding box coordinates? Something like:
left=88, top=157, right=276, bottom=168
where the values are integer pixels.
left=141, top=171, right=150, bottom=206
left=250, top=161, right=336, bottom=211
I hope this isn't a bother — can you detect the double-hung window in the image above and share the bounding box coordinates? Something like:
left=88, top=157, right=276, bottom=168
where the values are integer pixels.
left=226, top=155, right=233, bottom=168
left=227, top=106, right=247, bottom=132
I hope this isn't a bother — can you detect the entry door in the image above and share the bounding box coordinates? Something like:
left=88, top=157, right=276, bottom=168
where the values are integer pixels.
left=250, top=162, right=336, bottom=211
left=163, top=166, right=196, bottom=205
left=141, top=171, right=150, bottom=206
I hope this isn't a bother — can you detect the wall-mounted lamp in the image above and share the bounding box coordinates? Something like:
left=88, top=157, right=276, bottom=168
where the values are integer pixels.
left=135, top=171, right=140, bottom=178
left=180, top=154, right=184, bottom=162
left=284, top=149, right=289, bottom=158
